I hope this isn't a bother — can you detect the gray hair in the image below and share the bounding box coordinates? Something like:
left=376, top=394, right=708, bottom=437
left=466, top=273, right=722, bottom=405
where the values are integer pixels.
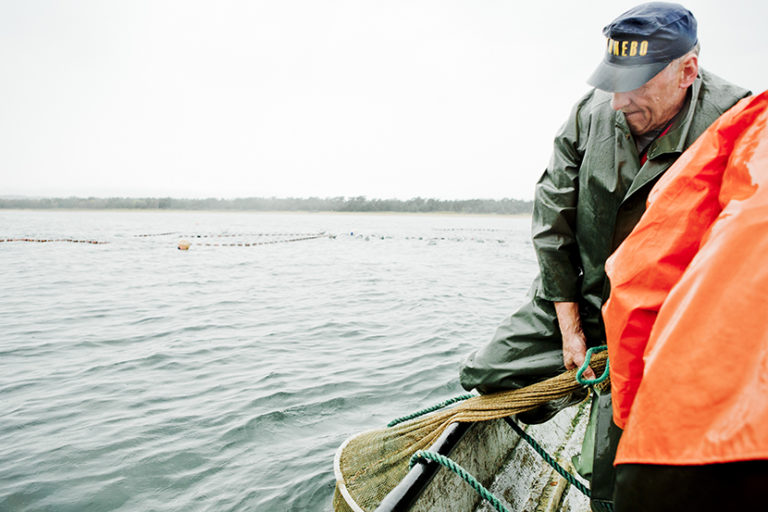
left=680, top=42, right=700, bottom=60
left=669, top=43, right=700, bottom=71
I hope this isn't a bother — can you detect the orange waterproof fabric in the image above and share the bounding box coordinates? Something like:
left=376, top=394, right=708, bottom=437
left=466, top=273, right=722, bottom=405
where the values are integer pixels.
left=603, top=90, right=768, bottom=465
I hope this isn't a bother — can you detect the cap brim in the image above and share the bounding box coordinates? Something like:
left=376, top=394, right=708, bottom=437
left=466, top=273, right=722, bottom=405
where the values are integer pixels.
left=587, top=59, right=668, bottom=93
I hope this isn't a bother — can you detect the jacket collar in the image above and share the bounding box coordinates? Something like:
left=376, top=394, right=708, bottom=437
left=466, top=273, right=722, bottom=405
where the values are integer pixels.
left=646, top=75, right=702, bottom=160
left=618, top=74, right=703, bottom=201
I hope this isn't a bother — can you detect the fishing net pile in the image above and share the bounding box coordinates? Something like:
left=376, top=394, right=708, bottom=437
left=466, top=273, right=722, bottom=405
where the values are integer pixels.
left=333, top=351, right=608, bottom=511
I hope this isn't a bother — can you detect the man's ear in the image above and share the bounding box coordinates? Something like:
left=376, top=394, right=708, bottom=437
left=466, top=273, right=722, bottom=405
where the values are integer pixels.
left=679, top=54, right=698, bottom=89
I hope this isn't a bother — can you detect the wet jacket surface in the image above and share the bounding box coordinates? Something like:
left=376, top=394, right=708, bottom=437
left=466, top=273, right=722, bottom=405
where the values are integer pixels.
left=604, top=91, right=768, bottom=465
left=459, top=70, right=749, bottom=393
left=533, top=69, right=749, bottom=317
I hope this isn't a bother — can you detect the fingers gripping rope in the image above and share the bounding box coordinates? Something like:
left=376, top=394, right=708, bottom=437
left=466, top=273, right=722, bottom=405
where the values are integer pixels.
left=576, top=345, right=610, bottom=386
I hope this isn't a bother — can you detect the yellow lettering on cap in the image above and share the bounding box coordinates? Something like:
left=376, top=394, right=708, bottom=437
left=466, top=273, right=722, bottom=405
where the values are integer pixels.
left=630, top=41, right=638, bottom=56
left=621, top=41, right=628, bottom=56
left=613, top=40, right=620, bottom=56
left=639, top=40, right=648, bottom=56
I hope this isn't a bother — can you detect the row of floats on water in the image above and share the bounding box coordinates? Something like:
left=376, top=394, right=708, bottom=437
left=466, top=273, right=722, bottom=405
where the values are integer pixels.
left=1, top=231, right=518, bottom=249
left=0, top=238, right=109, bottom=244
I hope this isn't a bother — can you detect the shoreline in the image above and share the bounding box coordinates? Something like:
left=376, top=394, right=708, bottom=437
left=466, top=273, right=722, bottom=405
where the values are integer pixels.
left=0, top=208, right=532, bottom=218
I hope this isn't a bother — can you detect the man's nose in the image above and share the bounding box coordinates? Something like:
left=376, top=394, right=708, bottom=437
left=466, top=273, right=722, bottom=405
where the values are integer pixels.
left=611, top=92, right=631, bottom=111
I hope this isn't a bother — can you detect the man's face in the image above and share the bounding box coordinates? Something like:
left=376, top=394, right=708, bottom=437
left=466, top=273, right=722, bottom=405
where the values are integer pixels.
left=610, top=61, right=686, bottom=136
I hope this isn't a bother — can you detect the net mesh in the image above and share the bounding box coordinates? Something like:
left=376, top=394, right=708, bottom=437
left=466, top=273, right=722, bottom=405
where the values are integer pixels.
left=333, top=351, right=608, bottom=511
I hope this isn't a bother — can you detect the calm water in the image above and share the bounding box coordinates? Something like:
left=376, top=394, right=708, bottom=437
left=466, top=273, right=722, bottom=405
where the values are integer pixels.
left=0, top=210, right=538, bottom=512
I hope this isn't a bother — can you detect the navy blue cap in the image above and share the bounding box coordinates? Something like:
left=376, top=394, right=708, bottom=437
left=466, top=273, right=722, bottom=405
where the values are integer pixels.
left=587, top=2, right=698, bottom=93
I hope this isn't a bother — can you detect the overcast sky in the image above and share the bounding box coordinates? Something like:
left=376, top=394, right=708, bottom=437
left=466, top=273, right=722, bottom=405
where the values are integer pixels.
left=1, top=0, right=766, bottom=200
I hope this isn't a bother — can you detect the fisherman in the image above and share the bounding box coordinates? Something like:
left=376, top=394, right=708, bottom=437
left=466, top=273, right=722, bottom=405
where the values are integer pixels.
left=603, top=90, right=768, bottom=511
left=459, top=2, right=748, bottom=411
left=458, top=3, right=749, bottom=508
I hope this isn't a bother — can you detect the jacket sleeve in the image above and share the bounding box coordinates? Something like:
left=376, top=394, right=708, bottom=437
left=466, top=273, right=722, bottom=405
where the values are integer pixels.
left=532, top=101, right=585, bottom=302
left=602, top=98, right=752, bottom=428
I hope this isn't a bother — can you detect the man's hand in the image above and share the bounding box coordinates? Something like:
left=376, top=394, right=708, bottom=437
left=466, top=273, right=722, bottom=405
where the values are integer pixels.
left=554, top=302, right=596, bottom=380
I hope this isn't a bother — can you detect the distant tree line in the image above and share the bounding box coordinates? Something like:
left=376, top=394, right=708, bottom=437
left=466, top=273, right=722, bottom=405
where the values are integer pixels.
left=0, top=196, right=533, bottom=214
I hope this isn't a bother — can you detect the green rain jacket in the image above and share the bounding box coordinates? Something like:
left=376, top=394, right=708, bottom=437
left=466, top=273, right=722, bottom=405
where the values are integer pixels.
left=534, top=69, right=748, bottom=323
left=460, top=69, right=749, bottom=393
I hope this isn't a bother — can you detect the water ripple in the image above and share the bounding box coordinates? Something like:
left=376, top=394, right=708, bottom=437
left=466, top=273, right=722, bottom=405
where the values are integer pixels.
left=0, top=210, right=537, bottom=511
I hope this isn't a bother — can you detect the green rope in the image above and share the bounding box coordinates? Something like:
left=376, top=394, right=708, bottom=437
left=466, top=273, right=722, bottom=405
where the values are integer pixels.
left=387, top=393, right=475, bottom=427
left=391, top=356, right=605, bottom=504
left=409, top=450, right=511, bottom=512
left=576, top=345, right=610, bottom=386
left=503, top=417, right=591, bottom=497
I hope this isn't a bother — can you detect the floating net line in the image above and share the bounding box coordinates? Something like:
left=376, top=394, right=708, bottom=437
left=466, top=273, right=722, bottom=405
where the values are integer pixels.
left=174, top=232, right=331, bottom=249
left=133, top=232, right=326, bottom=238
left=180, top=232, right=325, bottom=238
left=2, top=231, right=507, bottom=247
left=132, top=231, right=511, bottom=244
left=0, top=232, right=329, bottom=248
left=0, top=238, right=109, bottom=244
left=433, top=228, right=515, bottom=232
left=184, top=233, right=330, bottom=247
left=132, top=232, right=177, bottom=237
left=341, top=232, right=509, bottom=244
left=133, top=231, right=324, bottom=238
left=333, top=351, right=608, bottom=512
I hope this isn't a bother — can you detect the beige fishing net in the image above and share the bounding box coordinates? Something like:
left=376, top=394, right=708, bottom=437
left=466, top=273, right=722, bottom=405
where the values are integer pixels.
left=333, top=351, right=608, bottom=512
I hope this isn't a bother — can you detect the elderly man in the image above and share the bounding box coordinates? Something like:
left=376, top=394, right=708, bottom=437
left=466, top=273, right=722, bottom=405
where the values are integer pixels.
left=460, top=2, right=748, bottom=405
left=459, top=5, right=749, bottom=507
left=603, top=90, right=768, bottom=511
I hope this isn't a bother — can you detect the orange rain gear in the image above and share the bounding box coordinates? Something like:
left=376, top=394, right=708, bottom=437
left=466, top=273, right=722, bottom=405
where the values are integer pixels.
left=603, top=90, right=768, bottom=465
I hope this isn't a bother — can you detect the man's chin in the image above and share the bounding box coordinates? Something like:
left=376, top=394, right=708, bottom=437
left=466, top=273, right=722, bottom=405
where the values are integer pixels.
left=625, top=115, right=647, bottom=135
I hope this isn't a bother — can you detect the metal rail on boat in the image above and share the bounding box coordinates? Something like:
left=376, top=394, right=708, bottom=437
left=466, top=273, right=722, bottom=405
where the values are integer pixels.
left=369, top=405, right=593, bottom=512
left=374, top=422, right=472, bottom=512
